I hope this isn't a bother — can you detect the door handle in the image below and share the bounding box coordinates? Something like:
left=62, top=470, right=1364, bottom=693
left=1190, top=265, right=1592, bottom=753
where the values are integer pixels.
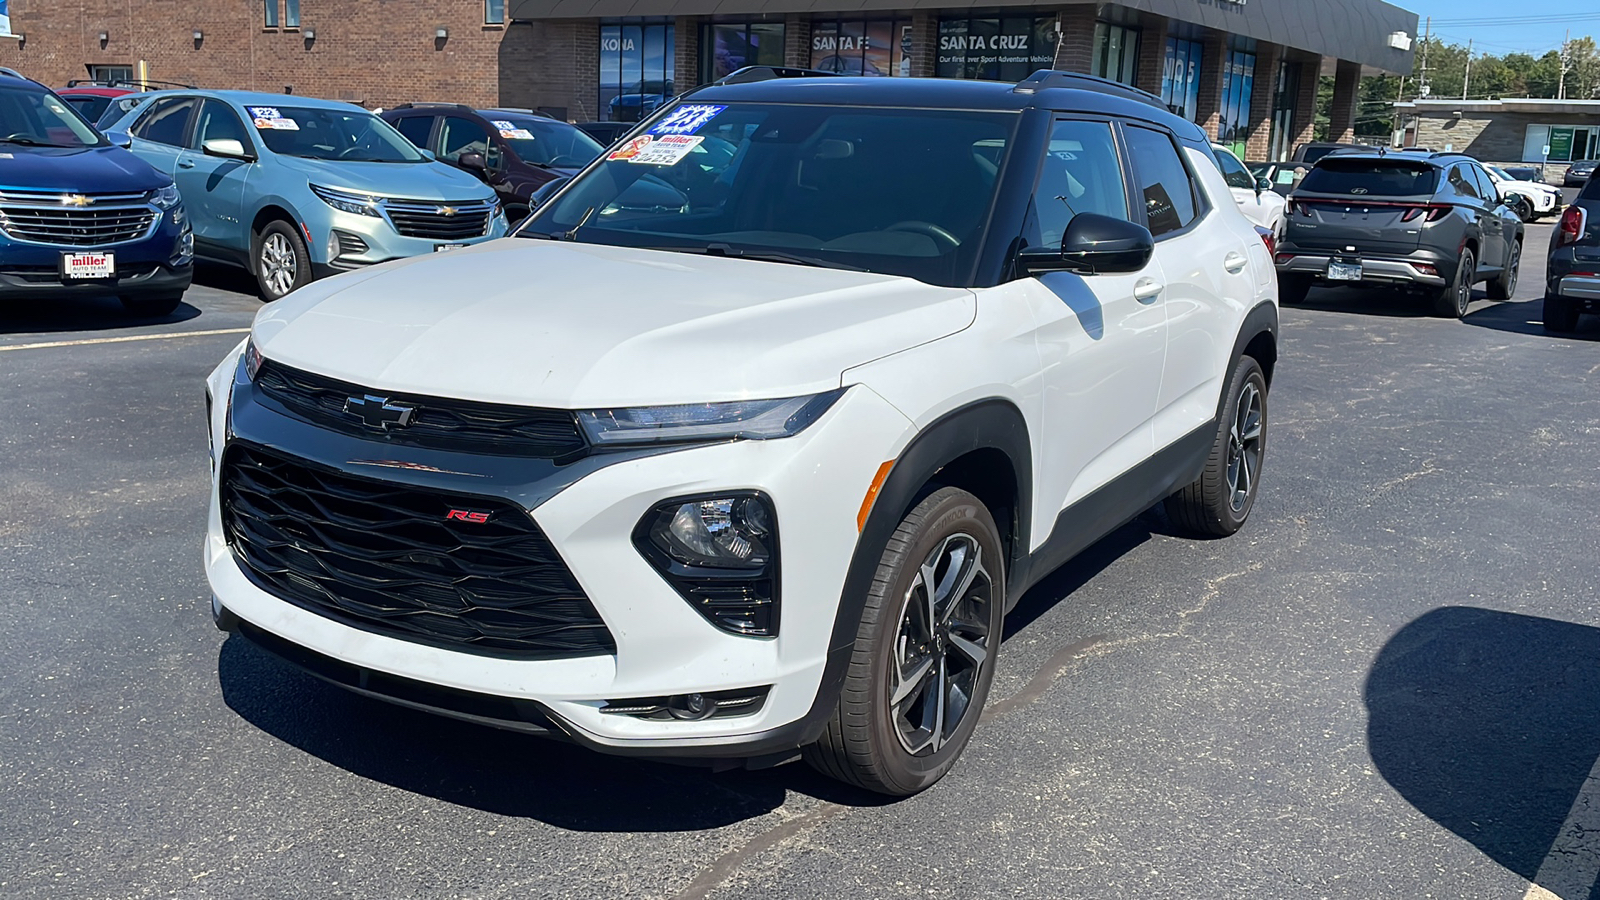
left=177, top=159, right=196, bottom=168
left=1223, top=251, right=1248, bottom=273
left=1133, top=278, right=1164, bottom=302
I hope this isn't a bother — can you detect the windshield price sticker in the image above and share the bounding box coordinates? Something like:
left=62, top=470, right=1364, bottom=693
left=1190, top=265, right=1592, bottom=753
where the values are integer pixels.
left=647, top=104, right=725, bottom=136
left=492, top=120, right=515, bottom=130
left=500, top=128, right=535, bottom=141
left=247, top=106, right=300, bottom=130
left=629, top=134, right=703, bottom=166
left=607, top=136, right=654, bottom=161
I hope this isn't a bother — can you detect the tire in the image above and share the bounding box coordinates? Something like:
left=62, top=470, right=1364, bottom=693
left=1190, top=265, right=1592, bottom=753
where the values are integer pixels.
left=118, top=293, right=183, bottom=317
left=1508, top=196, right=1534, bottom=223
left=1164, top=355, right=1267, bottom=537
left=1488, top=241, right=1521, bottom=301
left=1279, top=273, right=1311, bottom=306
left=254, top=220, right=311, bottom=302
left=1544, top=292, right=1580, bottom=332
left=803, top=487, right=1005, bottom=796
left=1432, top=248, right=1474, bottom=319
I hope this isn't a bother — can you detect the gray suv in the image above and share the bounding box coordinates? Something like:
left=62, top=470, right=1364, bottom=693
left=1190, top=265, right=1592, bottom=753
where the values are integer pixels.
left=1276, top=150, right=1524, bottom=318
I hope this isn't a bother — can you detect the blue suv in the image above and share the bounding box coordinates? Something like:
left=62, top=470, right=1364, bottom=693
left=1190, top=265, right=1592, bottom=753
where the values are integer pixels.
left=104, top=90, right=507, bottom=301
left=0, top=69, right=193, bottom=316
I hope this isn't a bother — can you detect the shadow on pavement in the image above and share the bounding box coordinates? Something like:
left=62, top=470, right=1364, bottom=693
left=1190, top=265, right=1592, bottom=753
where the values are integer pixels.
left=1365, top=606, right=1600, bottom=892
left=1464, top=298, right=1600, bottom=340
left=0, top=295, right=202, bottom=335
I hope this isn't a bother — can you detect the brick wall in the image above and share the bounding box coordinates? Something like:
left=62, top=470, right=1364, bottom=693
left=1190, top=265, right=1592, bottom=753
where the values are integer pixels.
left=1289, top=55, right=1319, bottom=150
left=1328, top=58, right=1361, bottom=144
left=908, top=11, right=936, bottom=78
left=1413, top=111, right=1584, bottom=162
left=0, top=0, right=560, bottom=112
left=1242, top=42, right=1282, bottom=161
left=784, top=15, right=811, bottom=70
left=1054, top=5, right=1096, bottom=74
left=1194, top=30, right=1227, bottom=139
left=1133, top=14, right=1166, bottom=96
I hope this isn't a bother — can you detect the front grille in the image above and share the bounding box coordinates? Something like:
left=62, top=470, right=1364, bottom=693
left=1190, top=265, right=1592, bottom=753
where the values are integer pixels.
left=0, top=190, right=156, bottom=246
left=384, top=198, right=493, bottom=240
left=221, top=443, right=616, bottom=660
left=254, top=359, right=588, bottom=460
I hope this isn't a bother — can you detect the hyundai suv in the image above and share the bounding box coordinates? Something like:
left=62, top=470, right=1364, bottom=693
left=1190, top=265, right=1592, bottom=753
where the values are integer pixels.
left=0, top=69, right=192, bottom=316
left=103, top=90, right=508, bottom=301
left=1543, top=174, right=1600, bottom=332
left=1277, top=150, right=1524, bottom=318
left=204, top=69, right=1279, bottom=796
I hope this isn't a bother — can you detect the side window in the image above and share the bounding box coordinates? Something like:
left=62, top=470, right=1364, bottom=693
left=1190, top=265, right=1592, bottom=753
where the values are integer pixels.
left=438, top=116, right=500, bottom=168
left=1448, top=164, right=1481, bottom=201
left=131, top=97, right=197, bottom=147
left=1124, top=125, right=1198, bottom=237
left=393, top=115, right=434, bottom=149
left=1214, top=148, right=1255, bottom=190
left=190, top=100, right=250, bottom=150
left=1469, top=164, right=1498, bottom=202
left=1032, top=119, right=1128, bottom=249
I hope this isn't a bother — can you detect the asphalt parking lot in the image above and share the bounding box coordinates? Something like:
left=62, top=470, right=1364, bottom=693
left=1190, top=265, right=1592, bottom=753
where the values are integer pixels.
left=4, top=224, right=1600, bottom=900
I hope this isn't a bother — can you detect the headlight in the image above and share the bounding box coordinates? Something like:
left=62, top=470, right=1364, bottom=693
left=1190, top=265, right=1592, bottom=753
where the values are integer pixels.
left=242, top=338, right=264, bottom=381
left=149, top=184, right=182, bottom=209
left=310, top=183, right=382, bottom=217
left=576, top=389, right=844, bottom=447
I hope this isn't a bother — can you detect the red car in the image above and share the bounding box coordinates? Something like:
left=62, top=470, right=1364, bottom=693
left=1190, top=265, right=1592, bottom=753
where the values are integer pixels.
left=55, top=85, right=137, bottom=127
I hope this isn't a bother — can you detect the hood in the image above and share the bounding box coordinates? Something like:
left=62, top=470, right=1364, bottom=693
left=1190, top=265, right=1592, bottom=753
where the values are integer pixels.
left=1502, top=179, right=1558, bottom=194
left=273, top=155, right=494, bottom=202
left=0, top=144, right=168, bottom=193
left=252, top=240, right=975, bottom=408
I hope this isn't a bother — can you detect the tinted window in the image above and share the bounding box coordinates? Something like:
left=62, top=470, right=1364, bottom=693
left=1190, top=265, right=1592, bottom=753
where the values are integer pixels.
left=393, top=115, right=434, bottom=148
left=190, top=100, right=250, bottom=150
left=487, top=114, right=603, bottom=168
left=1033, top=119, right=1128, bottom=249
left=98, top=94, right=150, bottom=130
left=1213, top=147, right=1255, bottom=190
left=439, top=115, right=500, bottom=168
left=63, top=95, right=113, bottom=123
left=1468, top=164, right=1498, bottom=203
left=133, top=97, right=196, bottom=146
left=1300, top=159, right=1438, bottom=197
left=1124, top=125, right=1197, bottom=237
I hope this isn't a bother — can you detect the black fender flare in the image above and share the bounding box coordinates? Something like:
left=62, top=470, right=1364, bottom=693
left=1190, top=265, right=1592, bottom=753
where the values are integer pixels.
left=1219, top=300, right=1279, bottom=422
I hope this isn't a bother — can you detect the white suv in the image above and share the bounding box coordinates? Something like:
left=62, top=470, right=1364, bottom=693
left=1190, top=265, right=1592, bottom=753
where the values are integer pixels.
left=205, top=70, right=1279, bottom=796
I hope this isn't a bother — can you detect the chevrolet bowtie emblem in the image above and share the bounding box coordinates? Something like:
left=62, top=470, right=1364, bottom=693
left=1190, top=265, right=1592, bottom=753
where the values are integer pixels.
left=437, top=205, right=458, bottom=217
left=62, top=194, right=94, bottom=207
left=344, top=394, right=418, bottom=430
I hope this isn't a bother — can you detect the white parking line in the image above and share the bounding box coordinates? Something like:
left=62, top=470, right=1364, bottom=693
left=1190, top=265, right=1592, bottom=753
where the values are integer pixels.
left=1522, top=754, right=1600, bottom=900
left=0, top=327, right=249, bottom=353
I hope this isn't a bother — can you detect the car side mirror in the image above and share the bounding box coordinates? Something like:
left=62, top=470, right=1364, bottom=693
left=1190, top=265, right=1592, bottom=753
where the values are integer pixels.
left=1019, top=213, right=1155, bottom=276
left=202, top=138, right=255, bottom=162
left=417, top=148, right=437, bottom=161
left=104, top=130, right=133, bottom=149
left=1256, top=176, right=1273, bottom=194
left=458, top=152, right=488, bottom=174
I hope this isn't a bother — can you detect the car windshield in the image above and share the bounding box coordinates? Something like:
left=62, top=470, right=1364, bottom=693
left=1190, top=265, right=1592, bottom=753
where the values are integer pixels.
left=246, top=104, right=425, bottom=162
left=487, top=114, right=603, bottom=169
left=0, top=86, right=104, bottom=148
left=1300, top=158, right=1439, bottom=197
left=521, top=101, right=1017, bottom=287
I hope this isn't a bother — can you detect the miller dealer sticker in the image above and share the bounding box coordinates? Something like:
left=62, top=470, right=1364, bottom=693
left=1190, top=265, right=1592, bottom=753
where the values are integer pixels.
left=629, top=134, right=704, bottom=166
left=607, top=136, right=653, bottom=161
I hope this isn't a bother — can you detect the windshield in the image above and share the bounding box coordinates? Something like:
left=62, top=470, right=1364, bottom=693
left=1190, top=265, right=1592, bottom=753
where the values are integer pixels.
left=488, top=114, right=603, bottom=169
left=521, top=101, right=1017, bottom=286
left=246, top=105, right=425, bottom=162
left=0, top=86, right=105, bottom=148
left=62, top=94, right=115, bottom=124
left=1300, top=158, right=1439, bottom=197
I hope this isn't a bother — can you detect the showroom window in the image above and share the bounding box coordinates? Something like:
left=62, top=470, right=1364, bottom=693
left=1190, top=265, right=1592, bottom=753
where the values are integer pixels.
left=702, top=21, right=785, bottom=83
left=263, top=0, right=278, bottom=29
left=599, top=22, right=675, bottom=123
left=812, top=18, right=911, bottom=77
left=1091, top=14, right=1139, bottom=85
left=486, top=0, right=506, bottom=25
left=1159, top=30, right=1203, bottom=121
left=1218, top=37, right=1257, bottom=158
left=936, top=15, right=1057, bottom=82
left=1523, top=125, right=1599, bottom=162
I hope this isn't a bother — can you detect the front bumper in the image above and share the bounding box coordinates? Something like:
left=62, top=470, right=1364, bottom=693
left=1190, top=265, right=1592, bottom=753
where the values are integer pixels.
left=204, top=347, right=914, bottom=756
left=1275, top=245, right=1449, bottom=287
left=305, top=204, right=509, bottom=275
left=0, top=207, right=192, bottom=300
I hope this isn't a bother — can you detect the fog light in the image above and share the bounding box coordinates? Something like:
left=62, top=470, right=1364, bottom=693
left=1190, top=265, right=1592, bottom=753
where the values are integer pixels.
left=669, top=693, right=714, bottom=720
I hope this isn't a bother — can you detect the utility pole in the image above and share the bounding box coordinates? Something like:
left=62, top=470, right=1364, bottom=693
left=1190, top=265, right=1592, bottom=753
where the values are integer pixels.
left=1559, top=30, right=1571, bottom=100
left=1418, top=17, right=1431, bottom=98
left=1462, top=39, right=1473, bottom=100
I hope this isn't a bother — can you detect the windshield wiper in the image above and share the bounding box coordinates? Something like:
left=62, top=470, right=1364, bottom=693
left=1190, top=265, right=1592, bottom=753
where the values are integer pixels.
left=1, top=136, right=74, bottom=148
left=690, top=243, right=868, bottom=272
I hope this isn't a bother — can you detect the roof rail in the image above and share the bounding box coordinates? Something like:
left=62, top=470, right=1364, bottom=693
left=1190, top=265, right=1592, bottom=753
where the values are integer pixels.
left=389, top=102, right=476, bottom=111
left=712, top=65, right=841, bottom=86
left=0, top=67, right=28, bottom=81
left=1013, top=69, right=1167, bottom=111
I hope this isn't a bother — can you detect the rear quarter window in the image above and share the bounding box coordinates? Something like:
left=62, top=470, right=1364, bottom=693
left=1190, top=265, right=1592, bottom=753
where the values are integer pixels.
left=1300, top=159, right=1439, bottom=197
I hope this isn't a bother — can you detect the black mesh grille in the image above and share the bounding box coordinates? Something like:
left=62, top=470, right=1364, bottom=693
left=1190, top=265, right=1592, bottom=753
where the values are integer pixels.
left=221, top=443, right=615, bottom=660
left=253, top=359, right=588, bottom=460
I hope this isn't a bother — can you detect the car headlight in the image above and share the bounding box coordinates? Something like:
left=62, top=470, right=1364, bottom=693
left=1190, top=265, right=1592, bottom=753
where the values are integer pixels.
left=310, top=183, right=382, bottom=217
left=149, top=184, right=182, bottom=209
left=576, top=389, right=845, bottom=447
left=242, top=337, right=264, bottom=381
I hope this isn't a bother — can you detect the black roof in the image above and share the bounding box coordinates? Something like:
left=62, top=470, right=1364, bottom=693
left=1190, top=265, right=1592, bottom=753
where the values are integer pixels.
left=686, top=73, right=1208, bottom=144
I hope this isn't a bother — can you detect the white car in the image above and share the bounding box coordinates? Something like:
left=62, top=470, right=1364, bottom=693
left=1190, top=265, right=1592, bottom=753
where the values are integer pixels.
left=1212, top=144, right=1286, bottom=241
left=1485, top=164, right=1561, bottom=221
left=205, top=71, right=1279, bottom=796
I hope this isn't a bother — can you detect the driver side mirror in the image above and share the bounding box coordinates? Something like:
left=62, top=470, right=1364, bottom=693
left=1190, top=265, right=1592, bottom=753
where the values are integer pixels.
left=104, top=130, right=133, bottom=149
left=1255, top=176, right=1273, bottom=194
left=458, top=152, right=489, bottom=176
left=202, top=138, right=255, bottom=162
left=1019, top=213, right=1155, bottom=276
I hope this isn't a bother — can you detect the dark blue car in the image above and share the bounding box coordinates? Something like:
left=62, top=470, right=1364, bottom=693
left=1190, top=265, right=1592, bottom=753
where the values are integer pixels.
left=0, top=68, right=192, bottom=316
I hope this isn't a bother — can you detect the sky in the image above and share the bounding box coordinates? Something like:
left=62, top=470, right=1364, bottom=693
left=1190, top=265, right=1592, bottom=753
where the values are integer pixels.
left=1399, top=2, right=1600, bottom=55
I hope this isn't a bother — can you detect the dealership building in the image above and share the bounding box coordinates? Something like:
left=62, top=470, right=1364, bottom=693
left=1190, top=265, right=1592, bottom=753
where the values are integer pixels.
left=0, top=0, right=1415, bottom=161
left=1397, top=98, right=1600, bottom=164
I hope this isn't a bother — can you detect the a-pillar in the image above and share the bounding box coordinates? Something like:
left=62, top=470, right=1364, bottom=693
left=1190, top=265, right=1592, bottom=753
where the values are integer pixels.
left=1053, top=5, right=1097, bottom=73
left=1134, top=14, right=1167, bottom=96
left=1193, top=29, right=1228, bottom=139
left=1242, top=42, right=1283, bottom=160
left=1328, top=58, right=1361, bottom=143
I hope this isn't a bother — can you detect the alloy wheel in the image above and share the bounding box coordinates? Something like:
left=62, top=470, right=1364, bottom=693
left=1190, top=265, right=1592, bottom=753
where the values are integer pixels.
left=1226, top=382, right=1264, bottom=512
left=261, top=233, right=297, bottom=297
left=1455, top=257, right=1473, bottom=316
left=890, top=534, right=995, bottom=757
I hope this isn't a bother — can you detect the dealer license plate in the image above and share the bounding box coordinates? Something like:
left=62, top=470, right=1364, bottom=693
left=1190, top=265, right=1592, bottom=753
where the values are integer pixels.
left=62, top=251, right=115, bottom=280
left=434, top=243, right=468, bottom=253
left=1327, top=259, right=1362, bottom=281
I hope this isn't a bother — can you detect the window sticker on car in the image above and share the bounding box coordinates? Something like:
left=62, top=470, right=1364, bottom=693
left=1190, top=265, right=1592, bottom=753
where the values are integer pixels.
left=247, top=106, right=282, bottom=119
left=647, top=104, right=725, bottom=136
left=607, top=135, right=653, bottom=161
left=491, top=120, right=516, bottom=130
left=628, top=134, right=703, bottom=166
left=500, top=129, right=535, bottom=141
left=253, top=117, right=300, bottom=131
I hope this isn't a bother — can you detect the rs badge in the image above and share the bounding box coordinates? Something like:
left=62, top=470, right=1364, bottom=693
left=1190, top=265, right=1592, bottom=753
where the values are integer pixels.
left=445, top=509, right=491, bottom=523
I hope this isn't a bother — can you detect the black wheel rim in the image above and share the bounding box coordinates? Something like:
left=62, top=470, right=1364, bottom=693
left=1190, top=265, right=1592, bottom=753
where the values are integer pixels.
left=890, top=534, right=994, bottom=757
left=1226, top=381, right=1264, bottom=512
